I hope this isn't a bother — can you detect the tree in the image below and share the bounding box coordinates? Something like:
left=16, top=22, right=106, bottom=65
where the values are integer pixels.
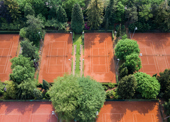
left=56, top=5, right=68, bottom=23
left=4, top=81, right=17, bottom=99
left=75, top=76, right=105, bottom=122
left=117, top=75, right=137, bottom=99
left=86, top=0, right=104, bottom=30
left=163, top=99, right=170, bottom=118
left=0, top=1, right=12, bottom=23
left=48, top=75, right=105, bottom=121
left=155, top=1, right=170, bottom=31
left=115, top=39, right=140, bottom=60
left=116, top=24, right=121, bottom=38
left=71, top=3, right=84, bottom=33
left=119, top=64, right=129, bottom=78
left=134, top=72, right=160, bottom=99
left=115, top=1, right=125, bottom=23
left=20, top=39, right=39, bottom=61
left=42, top=79, right=50, bottom=91
left=10, top=55, right=35, bottom=84
left=4, top=0, right=21, bottom=21
left=0, top=81, right=4, bottom=95
left=125, top=6, right=138, bottom=27
left=25, top=15, right=44, bottom=46
left=48, top=75, right=82, bottom=121
left=24, top=3, right=35, bottom=17
left=103, top=0, right=115, bottom=29
left=124, top=53, right=141, bottom=74
left=19, top=28, right=27, bottom=38
left=157, top=69, right=170, bottom=100
left=139, top=3, right=153, bottom=21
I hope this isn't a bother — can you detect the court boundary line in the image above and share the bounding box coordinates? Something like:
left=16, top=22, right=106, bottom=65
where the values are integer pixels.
left=0, top=41, right=13, bottom=74
left=46, top=41, right=67, bottom=74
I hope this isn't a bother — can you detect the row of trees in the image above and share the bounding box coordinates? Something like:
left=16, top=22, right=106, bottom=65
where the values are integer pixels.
left=0, top=0, right=169, bottom=32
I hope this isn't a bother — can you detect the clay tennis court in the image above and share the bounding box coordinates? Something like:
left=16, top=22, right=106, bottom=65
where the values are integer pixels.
left=84, top=33, right=116, bottom=83
left=96, top=101, right=162, bottom=122
left=0, top=34, right=19, bottom=81
left=133, top=33, right=170, bottom=76
left=38, top=33, right=72, bottom=83
left=0, top=101, right=57, bottom=122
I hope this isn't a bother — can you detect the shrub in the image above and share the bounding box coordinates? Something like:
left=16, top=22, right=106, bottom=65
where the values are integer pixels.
left=19, top=28, right=26, bottom=38
left=117, top=75, right=137, bottom=99
left=106, top=90, right=114, bottom=99
left=0, top=81, right=5, bottom=95
left=119, top=63, right=129, bottom=78
left=134, top=72, right=160, bottom=99
left=122, top=34, right=127, bottom=40
left=42, top=79, right=50, bottom=91
left=108, top=83, right=116, bottom=89
left=33, top=88, right=43, bottom=99
left=115, top=39, right=140, bottom=60
left=163, top=99, right=170, bottom=117
left=4, top=81, right=17, bottom=99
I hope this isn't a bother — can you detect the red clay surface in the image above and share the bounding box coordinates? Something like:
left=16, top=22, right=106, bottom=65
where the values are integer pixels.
left=84, top=33, right=116, bottom=83
left=0, top=34, right=19, bottom=82
left=96, top=101, right=162, bottom=122
left=39, top=33, right=72, bottom=83
left=133, top=33, right=170, bottom=76
left=0, top=101, right=57, bottom=122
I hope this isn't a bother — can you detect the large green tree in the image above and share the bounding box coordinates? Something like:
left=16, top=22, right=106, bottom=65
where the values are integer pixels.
left=71, top=3, right=84, bottom=33
left=25, top=15, right=44, bottom=46
left=20, top=39, right=39, bottom=61
left=56, top=5, right=68, bottom=23
left=24, top=3, right=35, bottom=17
left=124, top=53, right=141, bottom=74
left=117, top=75, right=137, bottom=99
left=115, top=39, right=140, bottom=60
left=134, top=72, right=160, bottom=99
left=87, top=0, right=104, bottom=30
left=75, top=77, right=105, bottom=122
left=125, top=6, right=138, bottom=26
left=157, top=69, right=170, bottom=100
left=48, top=75, right=105, bottom=121
left=103, top=0, right=115, bottom=30
left=139, top=3, right=153, bottom=21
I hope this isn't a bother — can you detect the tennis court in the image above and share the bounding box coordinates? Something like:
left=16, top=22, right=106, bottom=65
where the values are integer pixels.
left=0, top=34, right=19, bottom=81
left=0, top=101, right=57, bottom=122
left=133, top=33, right=170, bottom=76
left=38, top=33, right=72, bottom=83
left=96, top=101, right=162, bottom=122
left=84, top=33, right=116, bottom=83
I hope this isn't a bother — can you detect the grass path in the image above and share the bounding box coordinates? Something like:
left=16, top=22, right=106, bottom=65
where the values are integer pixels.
left=73, top=34, right=83, bottom=75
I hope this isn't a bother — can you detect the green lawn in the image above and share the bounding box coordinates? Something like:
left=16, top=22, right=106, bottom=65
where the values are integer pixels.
left=73, top=34, right=83, bottom=75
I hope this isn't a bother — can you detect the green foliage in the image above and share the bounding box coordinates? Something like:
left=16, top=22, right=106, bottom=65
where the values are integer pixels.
left=42, top=79, right=50, bottom=91
left=75, top=76, right=105, bottom=122
left=48, top=75, right=105, bottom=122
left=17, top=80, right=36, bottom=99
left=122, top=34, right=127, bottom=40
left=106, top=90, right=114, bottom=99
left=87, top=0, right=103, bottom=30
left=33, top=88, right=42, bottom=100
left=71, top=3, right=84, bottom=34
left=45, top=19, right=68, bottom=30
left=108, top=83, right=116, bottom=88
left=19, top=28, right=27, bottom=38
left=115, top=39, right=140, bottom=60
left=124, top=53, right=142, bottom=74
left=24, top=3, right=35, bottom=17
left=10, top=55, right=35, bottom=84
left=0, top=81, right=4, bottom=95
left=103, top=0, right=115, bottom=29
left=116, top=24, right=121, bottom=38
left=134, top=72, right=160, bottom=99
left=25, top=15, right=44, bottom=46
left=157, top=69, right=170, bottom=100
left=117, top=75, right=137, bottom=99
left=56, top=5, right=68, bottom=23
left=125, top=6, right=138, bottom=26
left=4, top=81, right=17, bottom=99
left=20, top=39, right=39, bottom=61
left=139, top=3, right=153, bottom=21
left=48, top=75, right=82, bottom=121
left=4, top=0, right=21, bottom=21
left=129, top=22, right=151, bottom=32
left=163, top=99, right=170, bottom=116
left=119, top=64, right=129, bottom=78
left=115, top=1, right=125, bottom=23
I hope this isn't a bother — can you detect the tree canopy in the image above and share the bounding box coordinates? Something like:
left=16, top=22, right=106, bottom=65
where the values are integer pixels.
left=115, top=39, right=140, bottom=60
left=56, top=5, right=68, bottom=23
left=117, top=75, right=137, bottom=99
left=134, top=72, right=160, bottom=99
left=48, top=75, right=105, bottom=122
left=71, top=3, right=84, bottom=33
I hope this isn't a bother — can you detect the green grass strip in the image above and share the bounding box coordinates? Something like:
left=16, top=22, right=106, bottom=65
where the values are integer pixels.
left=73, top=34, right=83, bottom=75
